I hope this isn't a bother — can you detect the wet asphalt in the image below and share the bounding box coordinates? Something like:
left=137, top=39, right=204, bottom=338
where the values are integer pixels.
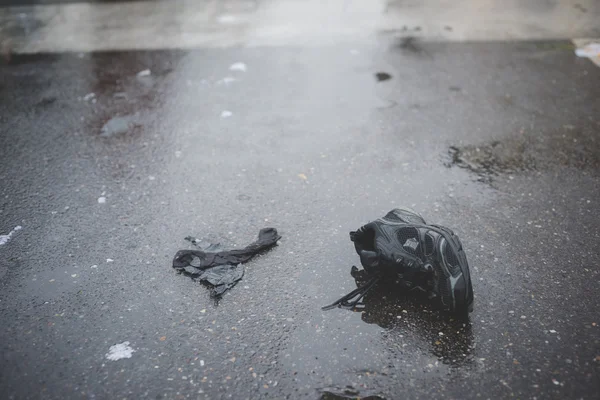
left=1, top=39, right=600, bottom=400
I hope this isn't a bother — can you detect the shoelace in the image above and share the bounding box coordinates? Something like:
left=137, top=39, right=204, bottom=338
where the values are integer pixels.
left=321, top=274, right=381, bottom=311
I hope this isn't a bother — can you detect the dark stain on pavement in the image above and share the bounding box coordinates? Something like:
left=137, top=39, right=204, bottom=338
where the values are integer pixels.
left=375, top=72, right=392, bottom=82
left=447, top=123, right=600, bottom=181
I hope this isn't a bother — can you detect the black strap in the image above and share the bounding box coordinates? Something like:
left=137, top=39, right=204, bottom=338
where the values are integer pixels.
left=321, top=275, right=381, bottom=311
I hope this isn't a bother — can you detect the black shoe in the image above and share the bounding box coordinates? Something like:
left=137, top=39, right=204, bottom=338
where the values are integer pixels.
left=350, top=208, right=474, bottom=314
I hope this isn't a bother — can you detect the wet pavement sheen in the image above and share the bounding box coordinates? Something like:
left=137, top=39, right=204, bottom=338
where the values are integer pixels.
left=1, top=36, right=600, bottom=400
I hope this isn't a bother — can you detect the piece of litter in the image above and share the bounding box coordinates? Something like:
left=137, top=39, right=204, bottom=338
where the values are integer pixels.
left=105, top=341, right=135, bottom=361
left=575, top=43, right=600, bottom=59
left=106, top=259, right=114, bottom=263
left=137, top=69, right=151, bottom=77
left=97, top=197, right=107, bottom=204
left=229, top=62, right=247, bottom=72
left=100, top=115, right=137, bottom=137
left=552, top=378, right=560, bottom=385
left=0, top=225, right=22, bottom=246
left=549, top=330, right=557, bottom=333
left=221, top=110, right=233, bottom=118
left=71, top=274, right=77, bottom=278
left=200, top=360, right=205, bottom=366
left=83, top=93, right=95, bottom=101
left=173, top=228, right=281, bottom=297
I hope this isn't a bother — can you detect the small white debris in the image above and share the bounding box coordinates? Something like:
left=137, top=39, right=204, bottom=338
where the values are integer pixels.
left=106, top=341, right=135, bottom=361
left=97, top=197, right=107, bottom=204
left=137, top=69, right=151, bottom=77
left=83, top=93, right=95, bottom=101
left=71, top=274, right=77, bottom=278
left=221, top=110, right=233, bottom=118
left=91, top=265, right=98, bottom=269
left=175, top=151, right=182, bottom=158
left=149, top=176, right=156, bottom=181
left=229, top=62, right=247, bottom=72
left=217, top=15, right=237, bottom=24
left=438, top=332, right=444, bottom=336
left=521, top=315, right=527, bottom=319
left=549, top=330, right=557, bottom=333
left=552, top=378, right=560, bottom=385
left=509, top=310, right=515, bottom=314
left=216, top=76, right=236, bottom=85
left=200, top=360, right=205, bottom=366
left=0, top=225, right=22, bottom=246
left=106, top=258, right=114, bottom=263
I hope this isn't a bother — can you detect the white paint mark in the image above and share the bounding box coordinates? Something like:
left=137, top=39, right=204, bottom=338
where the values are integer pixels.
left=106, top=341, right=135, bottom=361
left=221, top=110, right=233, bottom=118
left=0, top=226, right=22, bottom=246
left=83, top=92, right=95, bottom=101
left=575, top=43, right=600, bottom=58
left=137, top=69, right=151, bottom=77
left=229, top=62, right=247, bottom=72
left=106, top=258, right=114, bottom=263
left=97, top=197, right=107, bottom=204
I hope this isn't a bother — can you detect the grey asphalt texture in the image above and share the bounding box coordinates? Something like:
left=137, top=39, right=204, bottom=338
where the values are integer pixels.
left=1, top=40, right=600, bottom=399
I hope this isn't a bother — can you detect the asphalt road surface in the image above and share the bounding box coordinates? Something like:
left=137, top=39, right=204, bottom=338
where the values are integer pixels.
left=1, top=1, right=599, bottom=399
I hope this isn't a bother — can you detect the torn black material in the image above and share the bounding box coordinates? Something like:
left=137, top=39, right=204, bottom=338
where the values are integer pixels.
left=173, top=228, right=281, bottom=297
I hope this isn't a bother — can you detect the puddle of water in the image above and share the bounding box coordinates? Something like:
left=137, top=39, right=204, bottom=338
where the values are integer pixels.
left=447, top=124, right=600, bottom=181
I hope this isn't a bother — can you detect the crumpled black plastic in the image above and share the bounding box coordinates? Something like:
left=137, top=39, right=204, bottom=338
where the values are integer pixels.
left=173, top=228, right=281, bottom=297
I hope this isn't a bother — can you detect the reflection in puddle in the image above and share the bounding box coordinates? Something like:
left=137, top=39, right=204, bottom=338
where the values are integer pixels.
left=339, top=268, right=473, bottom=367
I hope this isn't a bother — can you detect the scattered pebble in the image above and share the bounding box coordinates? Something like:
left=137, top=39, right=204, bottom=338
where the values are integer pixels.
left=106, top=341, right=135, bottom=361
left=97, top=197, right=107, bottom=204
left=549, top=330, right=557, bottom=333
